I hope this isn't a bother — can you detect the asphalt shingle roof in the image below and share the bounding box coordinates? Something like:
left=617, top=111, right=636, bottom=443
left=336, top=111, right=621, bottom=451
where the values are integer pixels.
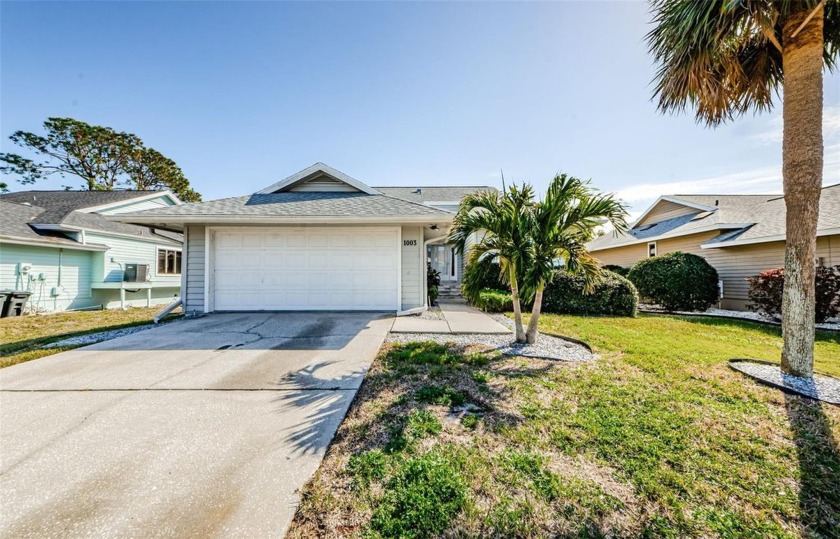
left=0, top=201, right=108, bottom=248
left=117, top=192, right=455, bottom=218
left=0, top=190, right=180, bottom=240
left=374, top=186, right=497, bottom=207
left=588, top=184, right=840, bottom=250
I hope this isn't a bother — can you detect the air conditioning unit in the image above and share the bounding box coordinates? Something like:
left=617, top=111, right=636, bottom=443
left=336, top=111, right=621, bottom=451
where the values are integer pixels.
left=124, top=264, right=149, bottom=283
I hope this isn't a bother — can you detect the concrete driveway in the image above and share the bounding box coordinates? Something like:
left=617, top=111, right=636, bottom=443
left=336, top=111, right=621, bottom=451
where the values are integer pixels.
left=0, top=312, right=393, bottom=538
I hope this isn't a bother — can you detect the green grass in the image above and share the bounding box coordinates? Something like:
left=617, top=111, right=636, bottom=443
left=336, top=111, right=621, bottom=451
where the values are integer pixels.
left=289, top=314, right=840, bottom=538
left=0, top=307, right=181, bottom=368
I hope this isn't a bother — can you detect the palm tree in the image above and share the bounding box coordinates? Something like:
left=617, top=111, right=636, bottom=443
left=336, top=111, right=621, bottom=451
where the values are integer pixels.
left=449, top=175, right=627, bottom=344
left=449, top=184, right=535, bottom=342
left=521, top=175, right=628, bottom=343
left=647, top=0, right=839, bottom=378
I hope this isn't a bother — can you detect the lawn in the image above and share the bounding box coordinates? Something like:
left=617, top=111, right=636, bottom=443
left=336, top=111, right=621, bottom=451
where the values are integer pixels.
left=0, top=307, right=180, bottom=368
left=288, top=314, right=840, bottom=538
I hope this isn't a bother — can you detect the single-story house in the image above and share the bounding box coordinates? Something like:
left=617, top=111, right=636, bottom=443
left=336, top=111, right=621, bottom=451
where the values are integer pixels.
left=113, top=163, right=493, bottom=315
left=0, top=190, right=183, bottom=312
left=587, top=184, right=840, bottom=310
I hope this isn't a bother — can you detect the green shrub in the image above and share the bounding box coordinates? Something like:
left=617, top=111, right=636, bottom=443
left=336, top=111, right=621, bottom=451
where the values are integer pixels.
left=541, top=270, right=638, bottom=316
left=427, top=263, right=441, bottom=305
left=369, top=452, right=466, bottom=538
left=628, top=252, right=719, bottom=311
left=461, top=256, right=507, bottom=305
left=603, top=264, right=630, bottom=277
left=474, top=288, right=513, bottom=313
left=747, top=265, right=840, bottom=323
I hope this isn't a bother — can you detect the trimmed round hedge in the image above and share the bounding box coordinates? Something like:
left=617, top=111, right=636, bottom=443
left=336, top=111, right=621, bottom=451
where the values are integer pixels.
left=627, top=252, right=719, bottom=311
left=541, top=269, right=638, bottom=317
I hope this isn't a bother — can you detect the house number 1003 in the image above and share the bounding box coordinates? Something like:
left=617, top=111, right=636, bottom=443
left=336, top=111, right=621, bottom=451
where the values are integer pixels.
left=403, top=239, right=418, bottom=246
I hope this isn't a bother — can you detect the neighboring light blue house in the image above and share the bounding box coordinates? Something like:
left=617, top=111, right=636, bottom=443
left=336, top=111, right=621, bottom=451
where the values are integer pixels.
left=0, top=190, right=183, bottom=313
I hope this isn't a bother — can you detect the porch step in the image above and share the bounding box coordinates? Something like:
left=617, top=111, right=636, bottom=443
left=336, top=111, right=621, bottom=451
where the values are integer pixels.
left=437, top=283, right=462, bottom=299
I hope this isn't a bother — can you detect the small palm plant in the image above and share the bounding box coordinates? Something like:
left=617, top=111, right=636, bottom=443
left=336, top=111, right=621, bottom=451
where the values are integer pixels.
left=449, top=175, right=627, bottom=344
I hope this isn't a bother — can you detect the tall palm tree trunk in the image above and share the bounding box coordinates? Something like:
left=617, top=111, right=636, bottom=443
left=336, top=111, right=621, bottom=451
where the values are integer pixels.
left=780, top=3, right=824, bottom=378
left=525, top=282, right=545, bottom=344
left=509, top=268, right=526, bottom=343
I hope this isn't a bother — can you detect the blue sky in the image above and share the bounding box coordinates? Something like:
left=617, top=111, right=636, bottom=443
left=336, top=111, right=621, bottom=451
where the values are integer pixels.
left=2, top=1, right=838, bottom=218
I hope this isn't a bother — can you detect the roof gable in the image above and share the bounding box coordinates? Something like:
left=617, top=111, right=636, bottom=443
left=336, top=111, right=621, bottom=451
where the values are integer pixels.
left=256, top=163, right=380, bottom=195
left=633, top=196, right=717, bottom=228
left=78, top=191, right=180, bottom=214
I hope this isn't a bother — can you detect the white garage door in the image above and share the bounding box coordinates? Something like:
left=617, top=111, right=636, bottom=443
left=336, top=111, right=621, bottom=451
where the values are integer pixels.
left=212, top=227, right=399, bottom=311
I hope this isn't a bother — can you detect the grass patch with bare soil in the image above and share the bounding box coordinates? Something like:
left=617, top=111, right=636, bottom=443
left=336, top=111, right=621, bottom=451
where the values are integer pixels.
left=0, top=307, right=180, bottom=368
left=289, top=315, right=840, bottom=538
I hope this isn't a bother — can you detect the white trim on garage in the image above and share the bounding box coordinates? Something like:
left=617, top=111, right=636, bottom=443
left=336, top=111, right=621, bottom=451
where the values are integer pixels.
left=206, top=226, right=401, bottom=312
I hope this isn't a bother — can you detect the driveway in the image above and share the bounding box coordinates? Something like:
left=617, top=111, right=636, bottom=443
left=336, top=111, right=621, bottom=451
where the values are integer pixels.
left=0, top=312, right=393, bottom=537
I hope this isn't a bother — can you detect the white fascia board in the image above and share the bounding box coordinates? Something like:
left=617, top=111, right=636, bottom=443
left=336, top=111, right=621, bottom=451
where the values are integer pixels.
left=587, top=223, right=753, bottom=252
left=32, top=224, right=182, bottom=246
left=630, top=195, right=718, bottom=228
left=108, top=215, right=455, bottom=226
left=256, top=162, right=381, bottom=195
left=0, top=235, right=109, bottom=252
left=76, top=191, right=181, bottom=213
left=700, top=226, right=840, bottom=249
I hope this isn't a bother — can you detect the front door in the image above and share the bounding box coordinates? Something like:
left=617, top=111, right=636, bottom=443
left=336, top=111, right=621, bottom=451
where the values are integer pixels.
left=428, top=245, right=457, bottom=282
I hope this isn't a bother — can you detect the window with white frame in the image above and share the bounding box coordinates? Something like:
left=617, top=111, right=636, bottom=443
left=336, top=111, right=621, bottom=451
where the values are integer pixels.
left=647, top=242, right=657, bottom=257
left=157, top=249, right=182, bottom=275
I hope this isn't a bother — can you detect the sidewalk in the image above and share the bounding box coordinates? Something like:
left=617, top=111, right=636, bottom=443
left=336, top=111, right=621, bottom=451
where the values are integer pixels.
left=390, top=300, right=510, bottom=334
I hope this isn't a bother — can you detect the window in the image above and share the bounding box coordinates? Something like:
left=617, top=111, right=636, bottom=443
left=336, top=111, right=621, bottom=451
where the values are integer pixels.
left=647, top=242, right=657, bottom=258
left=157, top=249, right=182, bottom=275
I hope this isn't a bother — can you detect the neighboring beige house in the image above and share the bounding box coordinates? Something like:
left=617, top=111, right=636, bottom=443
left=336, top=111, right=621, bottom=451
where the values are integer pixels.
left=587, top=184, right=840, bottom=310
left=112, top=163, right=491, bottom=314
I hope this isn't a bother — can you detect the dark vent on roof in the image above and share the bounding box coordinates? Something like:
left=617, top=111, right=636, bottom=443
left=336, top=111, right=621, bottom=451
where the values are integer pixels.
left=413, top=188, right=422, bottom=194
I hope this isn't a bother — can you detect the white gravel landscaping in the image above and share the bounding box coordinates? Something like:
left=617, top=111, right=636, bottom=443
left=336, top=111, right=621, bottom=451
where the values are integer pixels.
left=385, top=331, right=593, bottom=362
left=640, top=304, right=840, bottom=331
left=43, top=324, right=157, bottom=349
left=730, top=361, right=840, bottom=405
left=388, top=311, right=593, bottom=362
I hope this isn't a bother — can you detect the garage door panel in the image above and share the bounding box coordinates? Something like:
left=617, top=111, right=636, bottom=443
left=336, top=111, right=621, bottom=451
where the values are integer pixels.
left=213, top=227, right=398, bottom=311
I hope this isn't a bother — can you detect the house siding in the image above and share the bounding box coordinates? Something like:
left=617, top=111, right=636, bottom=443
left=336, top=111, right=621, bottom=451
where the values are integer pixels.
left=184, top=225, right=206, bottom=314
left=593, top=232, right=840, bottom=310
left=84, top=232, right=181, bottom=310
left=289, top=178, right=359, bottom=192
left=401, top=226, right=424, bottom=310
left=85, top=233, right=181, bottom=286
left=0, top=243, right=96, bottom=312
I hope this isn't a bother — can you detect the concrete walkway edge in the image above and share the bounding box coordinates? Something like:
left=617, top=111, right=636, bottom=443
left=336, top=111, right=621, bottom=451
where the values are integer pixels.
left=390, top=300, right=510, bottom=334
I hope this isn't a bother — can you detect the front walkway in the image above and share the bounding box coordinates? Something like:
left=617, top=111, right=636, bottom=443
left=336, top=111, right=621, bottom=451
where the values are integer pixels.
left=390, top=300, right=510, bottom=334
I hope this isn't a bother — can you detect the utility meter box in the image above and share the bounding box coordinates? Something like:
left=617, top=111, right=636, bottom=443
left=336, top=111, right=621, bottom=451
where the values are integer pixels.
left=17, top=263, right=32, bottom=275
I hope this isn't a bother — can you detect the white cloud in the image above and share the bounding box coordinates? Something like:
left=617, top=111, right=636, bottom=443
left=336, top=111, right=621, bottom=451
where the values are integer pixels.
left=618, top=141, right=840, bottom=213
